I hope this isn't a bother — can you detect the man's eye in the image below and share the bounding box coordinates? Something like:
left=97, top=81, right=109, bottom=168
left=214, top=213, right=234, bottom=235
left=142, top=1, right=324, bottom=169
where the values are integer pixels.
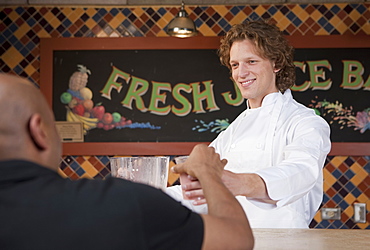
left=249, top=60, right=256, bottom=64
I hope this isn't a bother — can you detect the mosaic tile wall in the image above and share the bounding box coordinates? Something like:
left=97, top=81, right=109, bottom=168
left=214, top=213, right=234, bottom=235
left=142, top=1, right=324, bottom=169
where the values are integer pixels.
left=1, top=3, right=369, bottom=229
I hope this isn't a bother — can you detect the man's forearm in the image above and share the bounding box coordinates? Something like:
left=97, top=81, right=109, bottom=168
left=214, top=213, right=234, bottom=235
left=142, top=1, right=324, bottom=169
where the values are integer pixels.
left=223, top=171, right=273, bottom=200
left=199, top=172, right=254, bottom=250
left=171, top=144, right=254, bottom=249
left=200, top=172, right=246, bottom=219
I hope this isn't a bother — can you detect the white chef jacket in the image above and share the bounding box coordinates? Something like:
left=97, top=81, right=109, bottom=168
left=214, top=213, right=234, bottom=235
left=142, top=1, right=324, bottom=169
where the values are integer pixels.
left=166, top=89, right=331, bottom=228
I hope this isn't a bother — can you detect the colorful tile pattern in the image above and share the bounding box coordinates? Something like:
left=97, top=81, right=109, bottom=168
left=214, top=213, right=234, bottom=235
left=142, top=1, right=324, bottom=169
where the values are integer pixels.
left=1, top=3, right=369, bottom=229
left=311, top=156, right=370, bottom=229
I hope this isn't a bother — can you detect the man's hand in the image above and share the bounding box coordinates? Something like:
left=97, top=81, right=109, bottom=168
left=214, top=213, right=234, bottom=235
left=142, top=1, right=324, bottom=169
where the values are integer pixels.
left=181, top=178, right=206, bottom=205
left=171, top=144, right=227, bottom=205
left=171, top=144, right=227, bottom=185
left=179, top=169, right=245, bottom=204
left=180, top=168, right=276, bottom=205
left=181, top=169, right=242, bottom=204
left=172, top=144, right=227, bottom=180
left=172, top=144, right=254, bottom=250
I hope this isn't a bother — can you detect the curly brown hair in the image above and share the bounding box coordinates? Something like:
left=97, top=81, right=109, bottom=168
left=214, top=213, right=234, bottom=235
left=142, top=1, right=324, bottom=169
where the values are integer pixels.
left=218, top=20, right=295, bottom=92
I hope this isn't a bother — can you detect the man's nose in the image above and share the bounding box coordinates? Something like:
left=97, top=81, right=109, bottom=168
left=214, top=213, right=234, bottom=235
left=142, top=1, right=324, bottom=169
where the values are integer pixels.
left=238, top=63, right=250, bottom=78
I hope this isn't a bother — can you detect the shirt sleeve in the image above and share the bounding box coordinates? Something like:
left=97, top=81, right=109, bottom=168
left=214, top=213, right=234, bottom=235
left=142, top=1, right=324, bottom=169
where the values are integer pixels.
left=254, top=115, right=331, bottom=208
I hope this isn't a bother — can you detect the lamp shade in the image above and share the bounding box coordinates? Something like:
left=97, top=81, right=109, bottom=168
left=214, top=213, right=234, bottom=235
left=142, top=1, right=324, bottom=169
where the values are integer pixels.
left=167, top=2, right=198, bottom=38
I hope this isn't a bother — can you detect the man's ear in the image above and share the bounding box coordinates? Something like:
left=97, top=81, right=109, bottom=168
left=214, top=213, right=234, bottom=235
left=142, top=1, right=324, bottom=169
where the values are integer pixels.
left=272, top=62, right=281, bottom=73
left=28, top=113, right=48, bottom=150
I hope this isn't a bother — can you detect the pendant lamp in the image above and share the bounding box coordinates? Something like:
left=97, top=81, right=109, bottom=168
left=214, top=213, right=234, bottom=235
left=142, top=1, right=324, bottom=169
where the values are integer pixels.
left=166, top=1, right=198, bottom=38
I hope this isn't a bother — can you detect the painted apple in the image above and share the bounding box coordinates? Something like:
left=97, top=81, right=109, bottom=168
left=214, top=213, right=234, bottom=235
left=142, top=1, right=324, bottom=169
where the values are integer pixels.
left=102, top=112, right=113, bottom=125
left=82, top=99, right=94, bottom=111
left=92, top=105, right=105, bottom=120
left=112, top=112, right=121, bottom=123
left=73, top=104, right=85, bottom=116
left=60, top=92, right=72, bottom=104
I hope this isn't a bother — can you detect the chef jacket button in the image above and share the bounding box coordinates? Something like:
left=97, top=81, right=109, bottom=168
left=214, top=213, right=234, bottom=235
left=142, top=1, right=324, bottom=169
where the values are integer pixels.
left=256, top=143, right=262, bottom=149
left=230, top=144, right=236, bottom=149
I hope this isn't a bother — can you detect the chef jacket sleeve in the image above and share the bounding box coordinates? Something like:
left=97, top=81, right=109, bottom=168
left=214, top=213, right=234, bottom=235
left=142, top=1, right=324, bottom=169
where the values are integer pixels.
left=252, top=115, right=331, bottom=208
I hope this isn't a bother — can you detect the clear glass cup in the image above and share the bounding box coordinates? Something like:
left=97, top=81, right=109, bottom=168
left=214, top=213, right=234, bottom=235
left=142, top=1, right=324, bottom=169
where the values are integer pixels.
left=110, top=156, right=169, bottom=191
left=174, top=156, right=191, bottom=199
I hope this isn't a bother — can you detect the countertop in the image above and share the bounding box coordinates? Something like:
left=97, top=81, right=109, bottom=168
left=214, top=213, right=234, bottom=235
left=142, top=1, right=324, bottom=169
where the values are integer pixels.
left=252, top=228, right=369, bottom=249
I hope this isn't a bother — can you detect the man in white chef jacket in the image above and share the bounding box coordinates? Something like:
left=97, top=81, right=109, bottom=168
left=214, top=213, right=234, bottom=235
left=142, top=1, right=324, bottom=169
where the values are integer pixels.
left=167, top=20, right=331, bottom=228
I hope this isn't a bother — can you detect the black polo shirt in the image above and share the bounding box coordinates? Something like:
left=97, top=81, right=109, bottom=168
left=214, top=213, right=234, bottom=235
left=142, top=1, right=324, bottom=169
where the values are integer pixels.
left=0, top=160, right=203, bottom=250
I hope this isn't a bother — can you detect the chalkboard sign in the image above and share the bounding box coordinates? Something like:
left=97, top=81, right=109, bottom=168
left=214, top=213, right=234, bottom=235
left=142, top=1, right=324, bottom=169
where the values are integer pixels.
left=293, top=48, right=369, bottom=143
left=52, top=49, right=244, bottom=143
left=40, top=36, right=370, bottom=155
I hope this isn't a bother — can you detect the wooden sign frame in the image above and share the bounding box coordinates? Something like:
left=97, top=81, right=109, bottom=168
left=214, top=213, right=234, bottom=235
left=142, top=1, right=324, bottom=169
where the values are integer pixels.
left=40, top=35, right=370, bottom=156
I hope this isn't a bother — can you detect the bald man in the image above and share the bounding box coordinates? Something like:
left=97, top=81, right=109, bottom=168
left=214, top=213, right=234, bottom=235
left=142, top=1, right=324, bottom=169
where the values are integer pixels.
left=0, top=73, right=253, bottom=250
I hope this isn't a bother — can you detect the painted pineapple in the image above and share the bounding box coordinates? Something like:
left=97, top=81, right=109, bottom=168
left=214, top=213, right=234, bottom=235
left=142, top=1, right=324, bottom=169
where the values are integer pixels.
left=69, top=65, right=91, bottom=91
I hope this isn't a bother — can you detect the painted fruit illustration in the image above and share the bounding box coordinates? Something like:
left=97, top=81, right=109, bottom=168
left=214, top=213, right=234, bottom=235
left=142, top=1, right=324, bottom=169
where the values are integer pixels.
left=80, top=87, right=93, bottom=100
left=92, top=105, right=105, bottom=120
left=82, top=99, right=94, bottom=111
left=62, top=64, right=140, bottom=134
left=69, top=64, right=91, bottom=91
left=60, top=92, right=72, bottom=104
left=102, top=113, right=113, bottom=125
left=112, top=112, right=121, bottom=123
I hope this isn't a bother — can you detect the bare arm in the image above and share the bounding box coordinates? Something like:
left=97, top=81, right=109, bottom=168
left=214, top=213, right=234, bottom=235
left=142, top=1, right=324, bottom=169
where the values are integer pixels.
left=172, top=144, right=254, bottom=250
left=183, top=170, right=275, bottom=205
left=222, top=170, right=276, bottom=204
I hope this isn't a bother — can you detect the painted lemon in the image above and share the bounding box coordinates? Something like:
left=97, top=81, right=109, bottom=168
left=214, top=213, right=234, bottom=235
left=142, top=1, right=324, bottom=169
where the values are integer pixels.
left=79, top=87, right=93, bottom=100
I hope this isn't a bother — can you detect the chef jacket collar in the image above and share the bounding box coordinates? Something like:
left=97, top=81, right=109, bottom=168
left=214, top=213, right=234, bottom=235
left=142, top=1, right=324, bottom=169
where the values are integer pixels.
left=246, top=91, right=281, bottom=110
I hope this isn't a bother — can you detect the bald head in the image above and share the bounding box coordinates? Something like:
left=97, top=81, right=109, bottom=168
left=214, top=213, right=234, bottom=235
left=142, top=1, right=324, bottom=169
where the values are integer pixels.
left=0, top=73, right=62, bottom=170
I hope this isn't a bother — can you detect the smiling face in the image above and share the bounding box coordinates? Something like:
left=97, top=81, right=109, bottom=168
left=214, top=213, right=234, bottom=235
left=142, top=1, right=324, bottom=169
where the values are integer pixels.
left=230, top=39, right=279, bottom=109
